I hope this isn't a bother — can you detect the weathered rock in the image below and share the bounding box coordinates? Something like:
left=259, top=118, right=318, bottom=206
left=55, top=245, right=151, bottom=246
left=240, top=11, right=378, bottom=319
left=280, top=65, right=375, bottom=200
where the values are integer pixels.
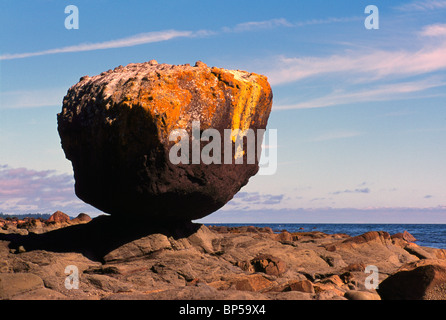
left=404, top=243, right=435, bottom=260
left=275, top=231, right=294, bottom=242
left=102, top=224, right=218, bottom=262
left=378, top=259, right=446, bottom=300
left=9, top=287, right=66, bottom=300
left=344, top=290, right=381, bottom=300
left=47, top=211, right=71, bottom=224
left=342, top=231, right=392, bottom=246
left=0, top=273, right=44, bottom=299
left=391, top=230, right=417, bottom=243
left=58, top=61, right=273, bottom=222
left=328, top=231, right=418, bottom=275
left=228, top=274, right=274, bottom=292
left=341, top=263, right=366, bottom=272
left=1, top=223, right=445, bottom=301
left=237, top=254, right=287, bottom=276
left=423, top=247, right=446, bottom=260
left=286, top=280, right=315, bottom=294
left=71, top=213, right=92, bottom=224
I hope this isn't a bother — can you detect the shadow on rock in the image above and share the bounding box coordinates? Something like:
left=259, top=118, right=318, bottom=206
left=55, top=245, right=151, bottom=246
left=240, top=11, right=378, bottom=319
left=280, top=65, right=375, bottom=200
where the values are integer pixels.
left=0, top=215, right=201, bottom=262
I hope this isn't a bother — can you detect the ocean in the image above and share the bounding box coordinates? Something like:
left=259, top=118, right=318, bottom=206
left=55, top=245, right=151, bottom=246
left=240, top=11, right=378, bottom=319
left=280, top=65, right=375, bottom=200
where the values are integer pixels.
left=206, top=223, right=446, bottom=250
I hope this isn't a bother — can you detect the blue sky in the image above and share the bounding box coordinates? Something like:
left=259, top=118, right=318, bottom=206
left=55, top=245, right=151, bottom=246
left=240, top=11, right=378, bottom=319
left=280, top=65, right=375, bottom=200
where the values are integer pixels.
left=1, top=0, right=445, bottom=223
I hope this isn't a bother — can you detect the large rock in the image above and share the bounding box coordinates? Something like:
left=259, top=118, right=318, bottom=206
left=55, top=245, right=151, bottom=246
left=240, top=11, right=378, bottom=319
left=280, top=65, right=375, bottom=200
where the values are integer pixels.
left=47, top=211, right=71, bottom=223
left=377, top=259, right=446, bottom=300
left=391, top=230, right=417, bottom=243
left=58, top=60, right=273, bottom=222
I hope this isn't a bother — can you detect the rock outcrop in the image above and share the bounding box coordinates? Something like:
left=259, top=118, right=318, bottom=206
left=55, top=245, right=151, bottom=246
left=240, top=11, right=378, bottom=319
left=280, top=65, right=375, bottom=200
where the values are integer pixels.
left=378, top=259, right=446, bottom=300
left=57, top=61, right=273, bottom=222
left=391, top=230, right=417, bottom=243
left=0, top=212, right=92, bottom=235
left=47, top=211, right=71, bottom=224
left=2, top=219, right=446, bottom=300
left=71, top=213, right=92, bottom=224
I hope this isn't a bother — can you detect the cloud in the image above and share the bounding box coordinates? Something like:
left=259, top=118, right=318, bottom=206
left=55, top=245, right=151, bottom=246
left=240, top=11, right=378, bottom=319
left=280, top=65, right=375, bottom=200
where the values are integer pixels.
left=274, top=78, right=446, bottom=110
left=420, top=23, right=446, bottom=37
left=0, top=30, right=194, bottom=60
left=268, top=21, right=446, bottom=110
left=198, top=206, right=446, bottom=224
left=397, top=0, right=446, bottom=11
left=332, top=188, right=371, bottom=195
left=267, top=42, right=446, bottom=86
left=265, top=23, right=446, bottom=112
left=229, top=18, right=293, bottom=32
left=223, top=16, right=356, bottom=33
left=224, top=192, right=285, bottom=210
left=294, top=16, right=362, bottom=27
left=0, top=165, right=99, bottom=215
left=1, top=16, right=359, bottom=61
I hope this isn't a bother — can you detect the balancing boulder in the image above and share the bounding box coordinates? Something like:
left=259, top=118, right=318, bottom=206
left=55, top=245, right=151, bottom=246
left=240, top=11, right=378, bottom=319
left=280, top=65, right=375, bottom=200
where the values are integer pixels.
left=57, top=60, right=273, bottom=222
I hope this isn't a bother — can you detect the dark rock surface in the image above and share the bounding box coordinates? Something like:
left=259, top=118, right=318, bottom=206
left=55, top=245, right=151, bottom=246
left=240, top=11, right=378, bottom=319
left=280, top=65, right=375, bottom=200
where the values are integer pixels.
left=378, top=259, right=446, bottom=300
left=57, top=61, right=273, bottom=222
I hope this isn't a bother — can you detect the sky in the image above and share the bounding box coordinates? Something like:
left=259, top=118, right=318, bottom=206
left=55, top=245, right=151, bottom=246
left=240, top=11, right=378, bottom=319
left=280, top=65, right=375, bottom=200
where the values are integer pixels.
left=0, top=0, right=445, bottom=223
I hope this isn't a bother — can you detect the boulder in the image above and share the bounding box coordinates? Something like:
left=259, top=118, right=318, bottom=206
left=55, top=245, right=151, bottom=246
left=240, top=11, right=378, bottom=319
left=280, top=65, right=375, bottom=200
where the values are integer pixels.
left=377, top=259, right=446, bottom=300
left=391, top=230, right=417, bottom=243
left=237, top=254, right=287, bottom=276
left=71, top=213, right=92, bottom=224
left=229, top=274, right=274, bottom=292
left=286, top=280, right=315, bottom=294
left=404, top=243, right=434, bottom=260
left=341, top=231, right=392, bottom=246
left=344, top=290, right=381, bottom=300
left=47, top=211, right=71, bottom=224
left=58, top=60, right=273, bottom=222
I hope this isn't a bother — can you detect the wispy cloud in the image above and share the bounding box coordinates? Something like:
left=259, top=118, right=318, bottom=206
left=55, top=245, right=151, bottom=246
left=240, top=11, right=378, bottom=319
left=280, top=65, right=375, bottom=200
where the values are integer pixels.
left=200, top=206, right=446, bottom=223
left=225, top=16, right=357, bottom=32
left=1, top=16, right=358, bottom=61
left=229, top=18, right=293, bottom=32
left=397, top=0, right=446, bottom=11
left=223, top=191, right=285, bottom=210
left=0, top=30, right=194, bottom=60
left=294, top=16, right=362, bottom=27
left=268, top=23, right=446, bottom=110
left=267, top=42, right=446, bottom=86
left=0, top=165, right=98, bottom=215
left=420, top=23, right=446, bottom=37
left=332, top=188, right=371, bottom=195
left=274, top=78, right=446, bottom=110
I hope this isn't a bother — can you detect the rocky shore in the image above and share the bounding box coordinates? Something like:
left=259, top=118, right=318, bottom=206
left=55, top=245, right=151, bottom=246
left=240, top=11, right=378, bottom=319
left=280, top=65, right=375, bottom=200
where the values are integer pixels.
left=1, top=212, right=445, bottom=300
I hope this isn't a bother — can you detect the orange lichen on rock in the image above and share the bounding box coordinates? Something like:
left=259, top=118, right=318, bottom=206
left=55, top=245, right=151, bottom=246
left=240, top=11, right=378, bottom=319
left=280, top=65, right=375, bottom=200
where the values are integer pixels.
left=68, top=61, right=272, bottom=143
